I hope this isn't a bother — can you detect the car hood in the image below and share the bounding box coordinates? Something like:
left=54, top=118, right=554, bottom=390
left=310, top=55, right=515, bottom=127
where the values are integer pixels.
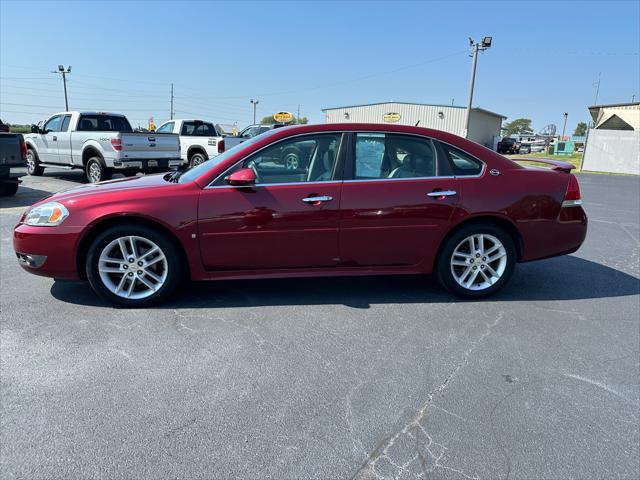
left=46, top=173, right=172, bottom=204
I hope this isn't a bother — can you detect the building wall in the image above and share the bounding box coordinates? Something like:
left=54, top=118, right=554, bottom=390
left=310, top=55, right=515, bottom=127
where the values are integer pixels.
left=581, top=129, right=640, bottom=175
left=323, top=102, right=502, bottom=148
left=467, top=110, right=503, bottom=148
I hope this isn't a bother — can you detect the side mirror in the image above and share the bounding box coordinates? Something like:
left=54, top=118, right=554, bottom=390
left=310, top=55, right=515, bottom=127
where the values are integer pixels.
left=226, top=168, right=256, bottom=186
left=30, top=124, right=39, bottom=133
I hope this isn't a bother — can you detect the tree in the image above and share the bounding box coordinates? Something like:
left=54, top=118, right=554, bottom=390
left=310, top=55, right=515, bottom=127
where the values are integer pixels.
left=502, top=118, right=533, bottom=136
left=259, top=115, right=309, bottom=125
left=574, top=122, right=587, bottom=136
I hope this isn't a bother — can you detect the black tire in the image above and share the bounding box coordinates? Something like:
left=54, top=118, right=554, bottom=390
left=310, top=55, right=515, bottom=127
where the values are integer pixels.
left=85, top=157, right=112, bottom=183
left=436, top=223, right=516, bottom=299
left=189, top=152, right=207, bottom=168
left=26, top=149, right=44, bottom=176
left=0, top=182, right=19, bottom=196
left=86, top=224, right=183, bottom=307
left=282, top=148, right=301, bottom=170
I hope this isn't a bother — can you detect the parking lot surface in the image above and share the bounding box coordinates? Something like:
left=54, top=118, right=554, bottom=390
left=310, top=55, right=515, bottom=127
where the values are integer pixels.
left=1, top=168, right=639, bottom=479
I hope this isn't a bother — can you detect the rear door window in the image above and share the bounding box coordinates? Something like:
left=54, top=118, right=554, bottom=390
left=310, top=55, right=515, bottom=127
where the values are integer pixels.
left=60, top=115, right=72, bottom=132
left=353, top=133, right=437, bottom=179
left=437, top=142, right=484, bottom=176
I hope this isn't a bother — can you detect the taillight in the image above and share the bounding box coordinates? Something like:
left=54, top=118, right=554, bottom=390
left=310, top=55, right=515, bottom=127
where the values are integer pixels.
left=19, top=137, right=27, bottom=160
left=218, top=139, right=225, bottom=154
left=111, top=138, right=122, bottom=151
left=562, top=174, right=582, bottom=207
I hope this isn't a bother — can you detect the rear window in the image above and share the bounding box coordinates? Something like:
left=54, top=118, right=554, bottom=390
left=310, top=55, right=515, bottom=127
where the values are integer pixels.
left=77, top=115, right=132, bottom=132
left=181, top=121, right=217, bottom=136
left=438, top=142, right=484, bottom=176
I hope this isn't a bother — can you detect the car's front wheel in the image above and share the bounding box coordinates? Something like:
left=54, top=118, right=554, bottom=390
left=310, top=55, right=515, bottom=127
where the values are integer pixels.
left=437, top=224, right=516, bottom=298
left=86, top=225, right=183, bottom=307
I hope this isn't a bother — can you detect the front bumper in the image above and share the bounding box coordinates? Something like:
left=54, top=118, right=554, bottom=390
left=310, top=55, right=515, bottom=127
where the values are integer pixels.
left=13, top=223, right=83, bottom=279
left=112, top=158, right=183, bottom=170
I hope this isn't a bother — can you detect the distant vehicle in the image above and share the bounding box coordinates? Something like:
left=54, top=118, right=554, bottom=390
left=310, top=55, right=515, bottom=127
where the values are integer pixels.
left=155, top=119, right=226, bottom=167
left=224, top=124, right=288, bottom=150
left=24, top=112, right=181, bottom=183
left=530, top=143, right=546, bottom=153
left=0, top=133, right=27, bottom=196
left=519, top=143, right=532, bottom=154
left=0, top=119, right=10, bottom=133
left=14, top=123, right=587, bottom=307
left=497, top=137, right=521, bottom=154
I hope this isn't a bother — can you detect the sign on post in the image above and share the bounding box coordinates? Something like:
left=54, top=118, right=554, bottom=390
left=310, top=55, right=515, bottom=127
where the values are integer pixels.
left=273, top=111, right=294, bottom=124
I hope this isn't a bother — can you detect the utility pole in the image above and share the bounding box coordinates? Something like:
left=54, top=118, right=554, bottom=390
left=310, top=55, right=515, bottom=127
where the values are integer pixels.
left=170, top=83, right=174, bottom=120
left=561, top=112, right=568, bottom=139
left=250, top=99, right=259, bottom=124
left=52, top=65, right=71, bottom=110
left=464, top=36, right=492, bottom=139
left=593, top=72, right=601, bottom=105
left=632, top=94, right=636, bottom=103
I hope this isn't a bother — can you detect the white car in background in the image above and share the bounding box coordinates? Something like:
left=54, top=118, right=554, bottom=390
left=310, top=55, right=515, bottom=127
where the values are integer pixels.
left=155, top=119, right=225, bottom=167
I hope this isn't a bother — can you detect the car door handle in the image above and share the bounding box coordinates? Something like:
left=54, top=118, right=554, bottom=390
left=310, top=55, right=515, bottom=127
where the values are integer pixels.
left=427, top=190, right=457, bottom=197
left=52, top=136, right=57, bottom=141
left=303, top=195, right=333, bottom=204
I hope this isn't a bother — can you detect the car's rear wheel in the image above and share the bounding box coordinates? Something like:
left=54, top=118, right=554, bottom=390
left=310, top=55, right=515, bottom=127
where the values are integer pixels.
left=26, top=149, right=44, bottom=176
left=437, top=224, right=516, bottom=298
left=86, top=225, right=183, bottom=307
left=283, top=149, right=300, bottom=170
left=86, top=157, right=112, bottom=183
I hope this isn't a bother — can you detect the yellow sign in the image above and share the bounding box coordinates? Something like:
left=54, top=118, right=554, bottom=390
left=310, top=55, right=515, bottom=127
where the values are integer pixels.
left=148, top=117, right=156, bottom=131
left=273, top=111, right=293, bottom=123
left=383, top=112, right=401, bottom=123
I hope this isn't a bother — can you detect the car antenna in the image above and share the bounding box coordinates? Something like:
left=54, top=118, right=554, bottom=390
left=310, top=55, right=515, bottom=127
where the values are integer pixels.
left=415, top=120, right=420, bottom=126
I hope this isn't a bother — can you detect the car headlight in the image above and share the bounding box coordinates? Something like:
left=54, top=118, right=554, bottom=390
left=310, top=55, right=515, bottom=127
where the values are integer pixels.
left=24, top=202, right=69, bottom=226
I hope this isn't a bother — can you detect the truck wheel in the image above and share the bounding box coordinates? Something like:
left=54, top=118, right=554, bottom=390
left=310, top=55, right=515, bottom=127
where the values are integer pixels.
left=86, top=157, right=112, bottom=183
left=282, top=148, right=301, bottom=170
left=26, top=149, right=44, bottom=176
left=189, top=152, right=207, bottom=167
left=0, top=182, right=19, bottom=197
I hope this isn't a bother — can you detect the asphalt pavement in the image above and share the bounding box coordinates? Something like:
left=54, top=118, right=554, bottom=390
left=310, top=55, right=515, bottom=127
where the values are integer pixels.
left=1, top=168, right=639, bottom=479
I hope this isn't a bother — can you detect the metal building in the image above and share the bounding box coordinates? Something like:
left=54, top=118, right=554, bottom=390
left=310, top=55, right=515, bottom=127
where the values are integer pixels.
left=582, top=102, right=639, bottom=175
left=321, top=102, right=506, bottom=149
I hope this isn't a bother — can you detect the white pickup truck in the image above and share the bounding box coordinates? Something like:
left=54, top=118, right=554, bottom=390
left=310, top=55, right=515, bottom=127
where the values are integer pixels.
left=155, top=119, right=225, bottom=167
left=24, top=111, right=182, bottom=183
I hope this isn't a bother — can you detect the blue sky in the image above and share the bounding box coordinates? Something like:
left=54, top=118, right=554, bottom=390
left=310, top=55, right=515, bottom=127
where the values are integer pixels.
left=1, top=0, right=638, bottom=133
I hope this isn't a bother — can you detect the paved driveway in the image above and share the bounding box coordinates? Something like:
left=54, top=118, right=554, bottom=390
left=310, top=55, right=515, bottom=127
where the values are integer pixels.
left=1, top=169, right=638, bottom=479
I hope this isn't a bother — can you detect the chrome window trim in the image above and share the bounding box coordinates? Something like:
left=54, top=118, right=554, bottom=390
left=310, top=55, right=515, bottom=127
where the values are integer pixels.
left=206, top=180, right=343, bottom=190
left=204, top=129, right=487, bottom=188
left=205, top=131, right=346, bottom=189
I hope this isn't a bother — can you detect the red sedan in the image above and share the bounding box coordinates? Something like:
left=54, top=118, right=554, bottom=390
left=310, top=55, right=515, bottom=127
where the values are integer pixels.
left=13, top=124, right=587, bottom=307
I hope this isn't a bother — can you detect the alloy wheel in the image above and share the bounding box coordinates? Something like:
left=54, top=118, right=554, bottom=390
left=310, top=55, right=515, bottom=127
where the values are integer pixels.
left=450, top=233, right=507, bottom=291
left=98, top=236, right=168, bottom=299
left=284, top=153, right=299, bottom=170
left=89, top=162, right=102, bottom=183
left=26, top=151, right=35, bottom=173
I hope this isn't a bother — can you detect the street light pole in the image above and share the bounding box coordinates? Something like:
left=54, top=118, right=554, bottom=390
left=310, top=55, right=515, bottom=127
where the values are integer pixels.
left=52, top=65, right=71, bottom=111
left=562, top=112, right=568, bottom=139
left=250, top=99, right=259, bottom=124
left=464, top=37, right=492, bottom=139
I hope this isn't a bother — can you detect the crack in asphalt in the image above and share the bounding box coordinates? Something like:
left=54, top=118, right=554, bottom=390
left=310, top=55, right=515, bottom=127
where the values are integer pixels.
left=352, top=312, right=504, bottom=480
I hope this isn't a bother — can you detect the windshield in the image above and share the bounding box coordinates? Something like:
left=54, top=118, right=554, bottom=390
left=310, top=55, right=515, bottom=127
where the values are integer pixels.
left=177, top=131, right=276, bottom=184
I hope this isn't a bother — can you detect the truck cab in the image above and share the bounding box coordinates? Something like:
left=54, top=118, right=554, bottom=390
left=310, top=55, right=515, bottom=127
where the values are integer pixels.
left=155, top=119, right=225, bottom=167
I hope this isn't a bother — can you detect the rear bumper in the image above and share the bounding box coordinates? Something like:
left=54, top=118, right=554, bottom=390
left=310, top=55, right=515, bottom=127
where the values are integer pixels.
left=13, top=223, right=83, bottom=279
left=0, top=165, right=26, bottom=182
left=520, top=206, right=588, bottom=262
left=112, top=158, right=183, bottom=170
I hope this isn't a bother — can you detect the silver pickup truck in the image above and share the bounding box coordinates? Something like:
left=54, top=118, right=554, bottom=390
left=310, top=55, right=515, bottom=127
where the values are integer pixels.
left=24, top=112, right=181, bottom=183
